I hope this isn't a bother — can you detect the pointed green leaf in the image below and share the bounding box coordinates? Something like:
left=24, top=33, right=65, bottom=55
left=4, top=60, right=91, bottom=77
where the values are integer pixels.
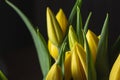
left=111, top=35, right=120, bottom=55
left=83, top=32, right=96, bottom=80
left=68, top=0, right=82, bottom=25
left=84, top=12, right=92, bottom=34
left=110, top=35, right=120, bottom=67
left=76, top=6, right=84, bottom=47
left=5, top=0, right=51, bottom=77
left=95, top=14, right=109, bottom=80
left=0, top=70, right=8, bottom=80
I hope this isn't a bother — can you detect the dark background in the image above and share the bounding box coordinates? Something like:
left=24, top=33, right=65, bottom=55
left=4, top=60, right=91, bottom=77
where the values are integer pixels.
left=0, top=0, right=119, bottom=80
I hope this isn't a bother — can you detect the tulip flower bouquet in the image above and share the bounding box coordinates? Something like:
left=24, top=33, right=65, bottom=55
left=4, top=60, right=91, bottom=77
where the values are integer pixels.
left=1, top=0, right=120, bottom=80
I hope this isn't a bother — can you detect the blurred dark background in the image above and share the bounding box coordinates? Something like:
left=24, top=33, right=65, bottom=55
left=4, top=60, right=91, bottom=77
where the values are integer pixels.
left=0, top=0, right=119, bottom=80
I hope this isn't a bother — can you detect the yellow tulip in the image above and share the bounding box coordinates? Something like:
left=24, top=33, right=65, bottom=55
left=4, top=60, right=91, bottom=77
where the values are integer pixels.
left=75, top=43, right=87, bottom=77
left=46, top=62, right=62, bottom=80
left=48, top=40, right=59, bottom=60
left=56, top=8, right=68, bottom=35
left=86, top=29, right=99, bottom=62
left=109, top=54, right=120, bottom=80
left=46, top=7, right=63, bottom=46
left=68, top=25, right=78, bottom=50
left=71, top=43, right=86, bottom=80
left=64, top=51, right=72, bottom=80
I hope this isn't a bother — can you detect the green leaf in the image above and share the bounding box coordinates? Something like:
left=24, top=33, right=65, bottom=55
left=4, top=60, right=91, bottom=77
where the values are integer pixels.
left=84, top=12, right=92, bottom=34
left=57, top=41, right=67, bottom=75
left=111, top=35, right=120, bottom=56
left=110, top=35, right=120, bottom=67
left=68, top=0, right=82, bottom=25
left=83, top=32, right=96, bottom=80
left=5, top=0, right=51, bottom=77
left=0, top=70, right=8, bottom=80
left=76, top=6, right=84, bottom=47
left=95, top=14, right=109, bottom=80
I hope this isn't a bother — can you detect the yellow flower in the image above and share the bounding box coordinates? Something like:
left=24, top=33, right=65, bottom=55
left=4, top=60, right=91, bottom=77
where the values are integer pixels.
left=71, top=43, right=87, bottom=80
left=46, top=7, right=63, bottom=46
left=109, top=54, right=120, bottom=80
left=64, top=51, right=72, bottom=80
left=86, top=29, right=99, bottom=62
left=68, top=25, right=78, bottom=50
left=56, top=8, right=68, bottom=35
left=48, top=40, right=59, bottom=60
left=47, top=8, right=68, bottom=60
left=46, top=62, right=62, bottom=80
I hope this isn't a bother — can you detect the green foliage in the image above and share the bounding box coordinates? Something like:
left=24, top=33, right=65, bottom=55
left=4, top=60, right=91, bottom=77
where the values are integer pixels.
left=95, top=14, right=109, bottom=80
left=5, top=0, right=51, bottom=77
left=0, top=70, right=8, bottom=80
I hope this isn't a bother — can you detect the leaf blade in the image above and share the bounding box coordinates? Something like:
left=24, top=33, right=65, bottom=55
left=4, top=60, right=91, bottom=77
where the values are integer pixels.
left=0, top=70, right=8, bottom=80
left=68, top=0, right=82, bottom=25
left=5, top=0, right=51, bottom=77
left=76, top=6, right=84, bottom=47
left=95, top=13, right=109, bottom=80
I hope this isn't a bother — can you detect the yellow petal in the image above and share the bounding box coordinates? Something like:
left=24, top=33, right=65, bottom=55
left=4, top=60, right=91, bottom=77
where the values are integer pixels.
left=71, top=44, right=86, bottom=80
left=68, top=25, right=78, bottom=50
left=46, top=7, right=63, bottom=46
left=86, top=29, right=99, bottom=62
left=56, top=8, right=68, bottom=35
left=75, top=43, right=87, bottom=77
left=48, top=40, right=59, bottom=60
left=46, top=63, right=62, bottom=80
left=64, top=51, right=72, bottom=80
left=109, top=54, right=120, bottom=80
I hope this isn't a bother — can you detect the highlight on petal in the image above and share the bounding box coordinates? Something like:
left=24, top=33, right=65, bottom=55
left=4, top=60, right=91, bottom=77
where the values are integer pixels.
left=48, top=40, right=59, bottom=60
left=64, top=51, right=72, bottom=80
left=46, top=7, right=63, bottom=46
left=68, top=25, right=78, bottom=50
left=109, top=54, right=120, bottom=80
left=56, top=8, right=68, bottom=35
left=86, top=29, right=99, bottom=62
left=46, top=62, right=62, bottom=80
left=71, top=43, right=86, bottom=80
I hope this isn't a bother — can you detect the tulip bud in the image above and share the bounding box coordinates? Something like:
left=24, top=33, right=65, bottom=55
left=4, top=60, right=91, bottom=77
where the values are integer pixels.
left=109, top=54, right=120, bottom=80
left=48, top=40, right=59, bottom=60
left=46, top=63, right=62, bottom=80
left=56, top=9, right=68, bottom=35
left=68, top=25, right=78, bottom=50
left=47, top=7, right=63, bottom=46
left=86, top=29, right=99, bottom=62
left=71, top=43, right=86, bottom=80
left=64, top=51, right=72, bottom=80
left=75, top=43, right=87, bottom=77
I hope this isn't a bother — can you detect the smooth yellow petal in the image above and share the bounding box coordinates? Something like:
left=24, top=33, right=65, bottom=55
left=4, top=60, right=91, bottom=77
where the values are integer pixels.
left=71, top=44, right=86, bottom=80
left=86, top=29, right=99, bottom=62
left=64, top=51, right=72, bottom=80
left=46, top=7, right=63, bottom=46
left=109, top=54, right=120, bottom=80
left=56, top=8, right=68, bottom=35
left=68, top=25, right=78, bottom=50
left=48, top=40, right=59, bottom=60
left=75, top=43, right=87, bottom=77
left=46, top=63, right=62, bottom=80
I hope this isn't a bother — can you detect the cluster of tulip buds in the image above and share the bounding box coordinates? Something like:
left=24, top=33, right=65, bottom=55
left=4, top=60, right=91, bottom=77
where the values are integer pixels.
left=1, top=0, right=119, bottom=80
